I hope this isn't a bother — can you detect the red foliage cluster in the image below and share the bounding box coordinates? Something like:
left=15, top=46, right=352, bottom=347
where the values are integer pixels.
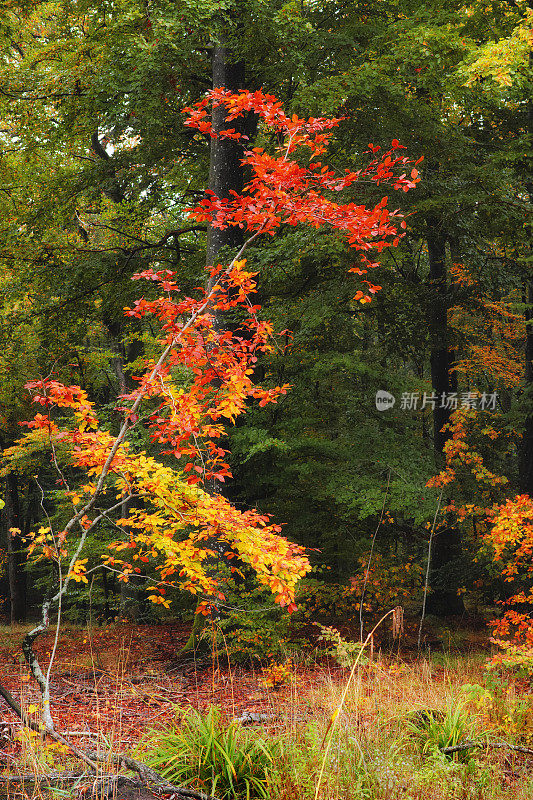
left=10, top=90, right=422, bottom=613
left=184, top=89, right=422, bottom=302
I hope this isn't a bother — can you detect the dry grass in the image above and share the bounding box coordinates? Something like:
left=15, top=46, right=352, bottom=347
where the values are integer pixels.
left=266, top=651, right=533, bottom=800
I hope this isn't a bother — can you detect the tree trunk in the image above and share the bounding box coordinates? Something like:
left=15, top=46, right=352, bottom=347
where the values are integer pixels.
left=205, top=36, right=245, bottom=276
left=520, top=294, right=533, bottom=496
left=428, top=230, right=453, bottom=451
left=4, top=473, right=26, bottom=623
left=519, top=42, right=533, bottom=494
left=426, top=227, right=463, bottom=615
left=178, top=30, right=250, bottom=655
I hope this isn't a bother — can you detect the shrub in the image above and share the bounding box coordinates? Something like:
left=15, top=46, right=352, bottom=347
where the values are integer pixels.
left=203, top=577, right=295, bottom=664
left=315, top=624, right=369, bottom=668
left=297, top=553, right=423, bottom=625
left=462, top=677, right=533, bottom=743
left=261, top=659, right=294, bottom=688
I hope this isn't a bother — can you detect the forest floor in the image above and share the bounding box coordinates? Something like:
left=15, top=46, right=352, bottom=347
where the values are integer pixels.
left=0, top=619, right=532, bottom=799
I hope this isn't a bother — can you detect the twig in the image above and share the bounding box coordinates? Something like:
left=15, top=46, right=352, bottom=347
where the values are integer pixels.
left=417, top=489, right=443, bottom=653
left=21, top=494, right=134, bottom=732
left=359, top=469, right=391, bottom=641
left=0, top=677, right=98, bottom=770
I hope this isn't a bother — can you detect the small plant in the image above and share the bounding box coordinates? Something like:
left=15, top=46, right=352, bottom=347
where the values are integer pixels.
left=261, top=659, right=294, bottom=688
left=139, top=706, right=276, bottom=799
left=405, top=703, right=477, bottom=763
left=202, top=578, right=296, bottom=664
left=464, top=675, right=533, bottom=743
left=316, top=624, right=369, bottom=668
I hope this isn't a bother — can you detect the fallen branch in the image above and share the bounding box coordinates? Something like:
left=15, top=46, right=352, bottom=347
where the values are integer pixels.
left=0, top=772, right=97, bottom=784
left=442, top=740, right=533, bottom=756
left=233, top=711, right=277, bottom=725
left=0, top=681, right=42, bottom=733
left=1, top=680, right=220, bottom=800
left=2, top=772, right=219, bottom=800
left=86, top=750, right=221, bottom=800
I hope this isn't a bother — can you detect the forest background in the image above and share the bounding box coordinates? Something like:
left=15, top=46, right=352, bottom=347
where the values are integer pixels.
left=0, top=2, right=533, bottom=799
left=0, top=0, right=532, bottom=663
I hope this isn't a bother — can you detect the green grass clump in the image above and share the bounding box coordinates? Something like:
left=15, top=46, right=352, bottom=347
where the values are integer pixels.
left=405, top=703, right=477, bottom=762
left=139, top=706, right=276, bottom=799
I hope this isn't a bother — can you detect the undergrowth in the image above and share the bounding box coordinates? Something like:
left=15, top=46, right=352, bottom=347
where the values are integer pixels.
left=137, top=650, right=533, bottom=800
left=3, top=624, right=533, bottom=800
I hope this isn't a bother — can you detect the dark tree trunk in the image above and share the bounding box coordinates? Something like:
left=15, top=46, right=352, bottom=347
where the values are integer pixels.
left=519, top=43, right=533, bottom=495
left=427, top=230, right=453, bottom=451
left=205, top=36, right=246, bottom=275
left=119, top=497, right=146, bottom=621
left=101, top=567, right=112, bottom=622
left=4, top=474, right=27, bottom=623
left=426, top=227, right=463, bottom=615
left=520, top=282, right=533, bottom=495
left=177, top=30, right=251, bottom=654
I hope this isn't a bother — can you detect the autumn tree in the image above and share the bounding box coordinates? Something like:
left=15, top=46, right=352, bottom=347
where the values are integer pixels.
left=0, top=91, right=421, bottom=788
left=1, top=0, right=531, bottom=629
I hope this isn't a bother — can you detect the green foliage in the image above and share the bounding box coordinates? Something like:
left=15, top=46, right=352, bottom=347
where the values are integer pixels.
left=203, top=578, right=294, bottom=664
left=315, top=624, right=369, bottom=668
left=350, top=552, right=425, bottom=614
left=139, top=706, right=276, bottom=799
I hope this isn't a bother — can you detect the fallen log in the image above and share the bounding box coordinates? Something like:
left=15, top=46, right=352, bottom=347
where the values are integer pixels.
left=87, top=750, right=220, bottom=799
left=1, top=767, right=221, bottom=800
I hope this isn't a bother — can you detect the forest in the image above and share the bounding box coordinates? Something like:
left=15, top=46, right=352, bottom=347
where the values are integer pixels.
left=0, top=0, right=532, bottom=798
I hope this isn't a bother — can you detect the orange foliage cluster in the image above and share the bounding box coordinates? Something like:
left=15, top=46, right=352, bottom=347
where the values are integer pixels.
left=184, top=89, right=421, bottom=303
left=427, top=409, right=533, bottom=668
left=427, top=409, right=508, bottom=519
left=9, top=268, right=309, bottom=613
left=488, top=495, right=533, bottom=664
left=449, top=263, right=525, bottom=389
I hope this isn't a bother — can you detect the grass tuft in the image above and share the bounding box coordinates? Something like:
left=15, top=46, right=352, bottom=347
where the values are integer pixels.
left=139, top=706, right=276, bottom=799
